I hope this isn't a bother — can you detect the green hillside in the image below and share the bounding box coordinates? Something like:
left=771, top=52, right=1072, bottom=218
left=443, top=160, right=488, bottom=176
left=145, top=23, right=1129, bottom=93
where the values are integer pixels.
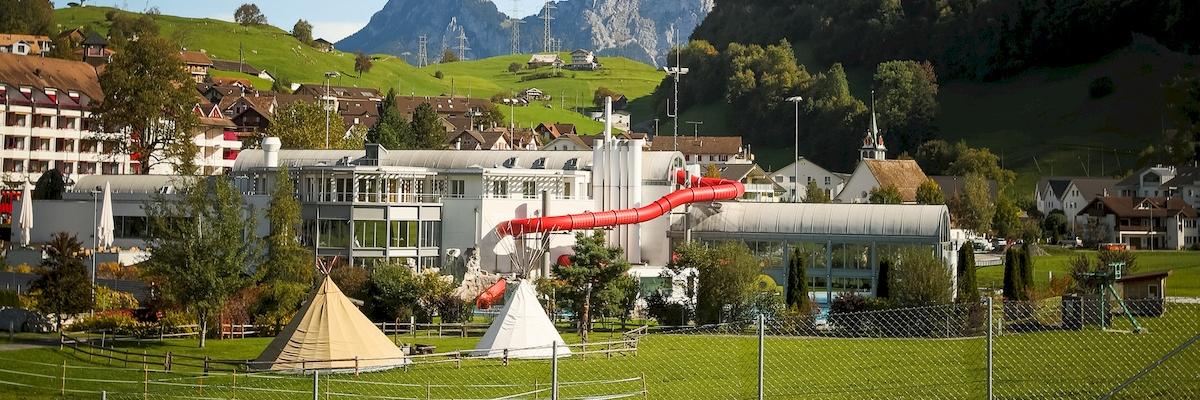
left=54, top=6, right=666, bottom=134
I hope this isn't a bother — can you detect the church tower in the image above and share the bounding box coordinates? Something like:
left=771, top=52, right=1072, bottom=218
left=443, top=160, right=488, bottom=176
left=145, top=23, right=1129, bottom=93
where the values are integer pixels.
left=860, top=90, right=887, bottom=160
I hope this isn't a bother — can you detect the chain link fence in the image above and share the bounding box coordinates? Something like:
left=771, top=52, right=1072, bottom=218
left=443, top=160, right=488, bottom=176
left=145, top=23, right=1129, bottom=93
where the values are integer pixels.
left=0, top=298, right=1194, bottom=399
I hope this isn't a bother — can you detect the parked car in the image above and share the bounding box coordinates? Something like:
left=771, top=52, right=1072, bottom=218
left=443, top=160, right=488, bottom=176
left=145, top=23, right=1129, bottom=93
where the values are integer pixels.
left=1062, top=236, right=1083, bottom=248
left=993, top=238, right=1008, bottom=248
left=972, top=239, right=993, bottom=253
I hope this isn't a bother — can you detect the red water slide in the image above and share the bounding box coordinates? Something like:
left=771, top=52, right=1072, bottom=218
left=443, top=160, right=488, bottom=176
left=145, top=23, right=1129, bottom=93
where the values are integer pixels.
left=496, top=169, right=745, bottom=237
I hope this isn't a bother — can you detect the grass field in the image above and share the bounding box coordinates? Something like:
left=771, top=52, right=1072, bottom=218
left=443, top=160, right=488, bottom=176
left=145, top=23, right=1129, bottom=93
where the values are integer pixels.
left=0, top=300, right=1194, bottom=399
left=54, top=6, right=666, bottom=135
left=977, top=249, right=1200, bottom=297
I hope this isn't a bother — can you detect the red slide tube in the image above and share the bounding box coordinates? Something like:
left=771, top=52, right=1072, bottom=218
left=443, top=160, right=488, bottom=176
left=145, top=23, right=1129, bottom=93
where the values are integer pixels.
left=497, top=169, right=744, bottom=237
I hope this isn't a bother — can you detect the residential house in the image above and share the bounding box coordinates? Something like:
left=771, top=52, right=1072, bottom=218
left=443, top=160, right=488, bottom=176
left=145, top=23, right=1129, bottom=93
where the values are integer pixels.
left=293, top=84, right=383, bottom=103
left=210, top=58, right=276, bottom=81
left=179, top=50, right=213, bottom=83
left=648, top=136, right=749, bottom=165
left=0, top=53, right=133, bottom=180
left=79, top=31, right=112, bottom=66
left=447, top=130, right=509, bottom=150
left=770, top=157, right=845, bottom=202
left=0, top=34, right=51, bottom=56
left=835, top=159, right=929, bottom=204
left=390, top=95, right=490, bottom=132
left=1163, top=168, right=1200, bottom=210
left=527, top=54, right=563, bottom=68
left=610, top=94, right=628, bottom=110
left=535, top=122, right=576, bottom=140
left=1077, top=196, right=1199, bottom=250
left=313, top=38, right=334, bottom=52
left=568, top=49, right=598, bottom=70
left=542, top=133, right=592, bottom=151
left=521, top=88, right=544, bottom=100
left=1115, top=165, right=1194, bottom=198
left=587, top=109, right=630, bottom=130
left=210, top=76, right=255, bottom=88
left=721, top=163, right=784, bottom=202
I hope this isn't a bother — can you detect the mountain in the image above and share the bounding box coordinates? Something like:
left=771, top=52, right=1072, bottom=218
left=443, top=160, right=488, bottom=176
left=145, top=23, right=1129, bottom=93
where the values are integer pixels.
left=337, top=0, right=713, bottom=66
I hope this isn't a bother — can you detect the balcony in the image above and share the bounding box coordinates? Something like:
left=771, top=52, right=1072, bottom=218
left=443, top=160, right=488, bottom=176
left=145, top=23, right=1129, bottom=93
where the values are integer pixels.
left=1117, top=225, right=1166, bottom=233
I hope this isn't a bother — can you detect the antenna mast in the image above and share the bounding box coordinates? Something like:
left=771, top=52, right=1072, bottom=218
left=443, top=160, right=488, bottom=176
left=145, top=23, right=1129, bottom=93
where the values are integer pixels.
left=541, top=1, right=555, bottom=53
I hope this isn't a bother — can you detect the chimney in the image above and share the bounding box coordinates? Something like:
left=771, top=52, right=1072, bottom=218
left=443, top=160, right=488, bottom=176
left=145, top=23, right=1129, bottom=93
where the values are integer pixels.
left=603, top=96, right=613, bottom=142
left=262, top=137, right=281, bottom=168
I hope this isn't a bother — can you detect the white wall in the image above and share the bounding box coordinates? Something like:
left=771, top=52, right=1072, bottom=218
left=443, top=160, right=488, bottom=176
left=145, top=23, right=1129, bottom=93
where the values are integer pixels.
left=834, top=162, right=879, bottom=204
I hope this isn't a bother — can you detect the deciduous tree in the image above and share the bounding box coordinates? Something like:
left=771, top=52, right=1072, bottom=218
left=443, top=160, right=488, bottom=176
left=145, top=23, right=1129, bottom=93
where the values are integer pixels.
left=874, top=60, right=940, bottom=155
left=234, top=3, right=267, bottom=26
left=889, top=248, right=952, bottom=306
left=254, top=166, right=314, bottom=330
left=960, top=173, right=995, bottom=233
left=0, top=0, right=55, bottom=36
left=354, top=52, right=373, bottom=77
left=31, top=232, right=92, bottom=331
left=916, top=178, right=945, bottom=205
left=803, top=180, right=830, bottom=203
left=670, top=241, right=760, bottom=324
left=291, top=19, right=313, bottom=45
left=869, top=185, right=903, bottom=204
left=441, top=49, right=459, bottom=63
left=94, top=36, right=199, bottom=174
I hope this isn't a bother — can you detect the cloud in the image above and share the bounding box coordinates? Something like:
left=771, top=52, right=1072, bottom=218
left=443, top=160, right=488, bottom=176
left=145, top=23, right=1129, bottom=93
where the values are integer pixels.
left=311, top=21, right=367, bottom=42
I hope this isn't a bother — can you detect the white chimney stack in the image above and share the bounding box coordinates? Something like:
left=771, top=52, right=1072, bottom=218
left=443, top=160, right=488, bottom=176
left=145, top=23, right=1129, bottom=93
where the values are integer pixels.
left=263, top=137, right=281, bottom=168
left=603, top=96, right=613, bottom=142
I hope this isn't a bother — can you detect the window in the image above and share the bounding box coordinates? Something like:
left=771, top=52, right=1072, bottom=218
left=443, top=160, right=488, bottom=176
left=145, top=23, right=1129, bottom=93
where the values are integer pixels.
left=317, top=220, right=350, bottom=248
left=449, top=180, right=465, bottom=198
left=562, top=182, right=573, bottom=199
left=390, top=221, right=418, bottom=247
left=420, top=221, right=441, bottom=247
left=522, top=181, right=537, bottom=198
left=639, top=276, right=672, bottom=297
left=774, top=176, right=783, bottom=183
left=1148, top=284, right=1160, bottom=299
left=353, top=220, right=386, bottom=248
left=824, top=176, right=831, bottom=185
left=491, top=180, right=508, bottom=197
left=832, top=243, right=870, bottom=270
left=115, top=216, right=149, bottom=238
left=789, top=176, right=796, bottom=183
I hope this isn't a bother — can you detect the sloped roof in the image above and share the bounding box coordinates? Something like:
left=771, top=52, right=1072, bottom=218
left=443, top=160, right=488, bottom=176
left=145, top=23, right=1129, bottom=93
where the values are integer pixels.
left=82, top=31, right=107, bottom=46
left=0, top=34, right=50, bottom=53
left=649, top=136, right=742, bottom=155
left=294, top=84, right=381, bottom=100
left=210, top=59, right=263, bottom=75
left=179, top=50, right=213, bottom=66
left=863, top=159, right=928, bottom=202
left=0, top=53, right=102, bottom=100
left=1069, top=178, right=1118, bottom=199
left=528, top=54, right=562, bottom=63
left=719, top=163, right=759, bottom=181
left=1081, top=196, right=1197, bottom=218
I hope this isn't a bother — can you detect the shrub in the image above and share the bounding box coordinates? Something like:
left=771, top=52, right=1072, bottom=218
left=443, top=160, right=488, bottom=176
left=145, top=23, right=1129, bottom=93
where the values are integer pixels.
left=830, top=292, right=868, bottom=314
left=0, top=290, right=18, bottom=307
left=1089, top=76, right=1115, bottom=99
left=431, top=292, right=473, bottom=323
left=644, top=292, right=689, bottom=326
left=70, top=310, right=141, bottom=334
left=330, top=264, right=369, bottom=299
left=433, top=70, right=444, bottom=79
left=519, top=70, right=565, bottom=82
left=94, top=285, right=139, bottom=311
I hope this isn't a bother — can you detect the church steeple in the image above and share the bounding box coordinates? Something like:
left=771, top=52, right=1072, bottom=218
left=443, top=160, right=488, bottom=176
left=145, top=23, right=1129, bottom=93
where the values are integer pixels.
left=861, top=90, right=887, bottom=160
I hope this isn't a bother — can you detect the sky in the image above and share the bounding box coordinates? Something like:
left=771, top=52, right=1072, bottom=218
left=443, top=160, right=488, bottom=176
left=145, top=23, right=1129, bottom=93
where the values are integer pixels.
left=86, top=0, right=547, bottom=42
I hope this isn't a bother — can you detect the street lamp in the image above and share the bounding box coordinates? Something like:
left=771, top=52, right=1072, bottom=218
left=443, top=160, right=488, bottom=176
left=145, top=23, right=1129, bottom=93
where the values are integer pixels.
left=663, top=64, right=689, bottom=151
left=323, top=71, right=340, bottom=149
left=785, top=96, right=804, bottom=203
left=503, top=98, right=520, bottom=146
left=89, top=186, right=101, bottom=314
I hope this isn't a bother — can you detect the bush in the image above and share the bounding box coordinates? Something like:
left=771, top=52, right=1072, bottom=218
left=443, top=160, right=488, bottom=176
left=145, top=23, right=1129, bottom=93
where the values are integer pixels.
left=1089, top=76, right=1115, bottom=99
left=431, top=292, right=473, bottom=323
left=830, top=292, right=868, bottom=314
left=644, top=292, right=690, bottom=326
left=94, top=285, right=139, bottom=311
left=0, top=290, right=18, bottom=307
left=519, top=70, right=565, bottom=82
left=330, top=264, right=369, bottom=299
left=433, top=70, right=444, bottom=79
left=69, top=310, right=141, bottom=334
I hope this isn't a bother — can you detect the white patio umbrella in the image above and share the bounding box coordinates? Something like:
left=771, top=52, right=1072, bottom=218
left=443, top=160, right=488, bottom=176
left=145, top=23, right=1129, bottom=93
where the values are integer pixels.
left=18, top=181, right=32, bottom=247
left=97, top=181, right=114, bottom=248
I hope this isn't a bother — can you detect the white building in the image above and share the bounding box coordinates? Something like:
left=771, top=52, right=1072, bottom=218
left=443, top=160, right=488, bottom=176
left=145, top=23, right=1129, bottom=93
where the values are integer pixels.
left=1077, top=196, right=1200, bottom=250
left=835, top=159, right=929, bottom=204
left=770, top=157, right=845, bottom=202
left=0, top=34, right=51, bottom=57
left=0, top=53, right=134, bottom=182
left=568, top=49, right=598, bottom=70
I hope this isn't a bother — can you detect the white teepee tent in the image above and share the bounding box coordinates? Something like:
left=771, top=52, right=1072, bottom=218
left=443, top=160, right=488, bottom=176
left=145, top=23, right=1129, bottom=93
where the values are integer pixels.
left=254, top=276, right=408, bottom=372
left=474, top=279, right=571, bottom=359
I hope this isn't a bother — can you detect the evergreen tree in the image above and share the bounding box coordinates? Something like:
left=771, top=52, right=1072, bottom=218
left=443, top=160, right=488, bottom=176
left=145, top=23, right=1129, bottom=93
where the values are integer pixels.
left=956, top=243, right=977, bottom=303
left=877, top=259, right=891, bottom=299
left=255, top=166, right=314, bottom=330
left=410, top=103, right=444, bottom=149
left=1002, top=246, right=1023, bottom=300
left=31, top=232, right=92, bottom=331
left=555, top=230, right=631, bottom=342
left=144, top=177, right=259, bottom=348
left=803, top=180, right=830, bottom=203
left=367, top=89, right=412, bottom=149
left=32, top=169, right=65, bottom=200
left=785, top=248, right=810, bottom=310
left=1020, top=242, right=1035, bottom=297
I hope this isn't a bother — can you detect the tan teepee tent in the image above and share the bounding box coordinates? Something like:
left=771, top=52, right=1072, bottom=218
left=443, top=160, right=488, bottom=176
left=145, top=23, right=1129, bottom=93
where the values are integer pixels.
left=254, top=276, right=407, bottom=372
left=474, top=280, right=571, bottom=359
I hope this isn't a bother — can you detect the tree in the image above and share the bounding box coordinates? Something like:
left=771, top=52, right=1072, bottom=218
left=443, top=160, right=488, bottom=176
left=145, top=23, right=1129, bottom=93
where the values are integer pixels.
left=32, top=169, right=65, bottom=200
left=1163, top=75, right=1200, bottom=164
left=254, top=166, right=314, bottom=330
left=1042, top=210, right=1069, bottom=243
left=889, top=248, right=952, bottom=306
left=803, top=180, right=830, bottom=203
left=94, top=36, right=199, bottom=174
left=48, top=36, right=77, bottom=60
left=441, top=49, right=459, bottom=63
left=555, top=230, right=631, bottom=342
left=785, top=248, right=810, bottom=311
left=234, top=3, right=267, bottom=26
left=145, top=176, right=258, bottom=348
left=956, top=243, right=977, bottom=303
left=433, top=70, right=445, bottom=80
left=507, top=62, right=522, bottom=74
left=960, top=173, right=995, bottom=233
left=874, top=60, right=940, bottom=155
left=593, top=87, right=619, bottom=107
left=948, top=144, right=1016, bottom=189
left=410, top=103, right=445, bottom=149
left=915, top=139, right=955, bottom=175
left=993, top=196, right=1022, bottom=239
left=270, top=75, right=293, bottom=93
left=368, top=89, right=413, bottom=150
left=703, top=164, right=722, bottom=178
left=268, top=100, right=354, bottom=149
left=0, top=0, right=55, bottom=36
left=475, top=102, right=506, bottom=130
left=364, top=260, right=423, bottom=321
left=802, top=63, right=866, bottom=171
left=877, top=259, right=891, bottom=299
left=1002, top=246, right=1024, bottom=300
left=31, top=232, right=92, bottom=331
left=671, top=241, right=760, bottom=324
left=869, top=185, right=903, bottom=204
left=105, top=12, right=160, bottom=51
left=354, top=52, right=374, bottom=77
left=291, top=19, right=313, bottom=45
left=916, top=178, right=945, bottom=205
left=1019, top=242, right=1035, bottom=297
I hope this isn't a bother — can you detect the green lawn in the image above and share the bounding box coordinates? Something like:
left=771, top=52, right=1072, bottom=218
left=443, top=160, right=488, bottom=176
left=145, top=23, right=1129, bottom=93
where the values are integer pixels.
left=54, top=7, right=666, bottom=136
left=0, top=303, right=1194, bottom=399
left=978, top=250, right=1200, bottom=297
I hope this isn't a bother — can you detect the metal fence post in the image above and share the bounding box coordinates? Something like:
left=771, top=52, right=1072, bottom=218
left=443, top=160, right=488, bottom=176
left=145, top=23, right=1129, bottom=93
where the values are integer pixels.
left=312, top=370, right=319, bottom=400
left=757, top=313, right=765, bottom=400
left=986, top=296, right=994, bottom=400
left=551, top=341, right=559, bottom=400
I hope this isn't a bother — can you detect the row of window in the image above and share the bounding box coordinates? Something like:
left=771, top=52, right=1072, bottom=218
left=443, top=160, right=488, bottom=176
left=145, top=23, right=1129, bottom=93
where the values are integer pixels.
left=352, top=255, right=442, bottom=270
left=1, top=159, right=120, bottom=174
left=487, top=179, right=580, bottom=199
left=683, top=154, right=731, bottom=162
left=3, top=136, right=110, bottom=153
left=774, top=175, right=834, bottom=185
left=696, top=239, right=933, bottom=271
left=807, top=276, right=874, bottom=293
left=2, top=113, right=98, bottom=131
left=307, top=219, right=441, bottom=249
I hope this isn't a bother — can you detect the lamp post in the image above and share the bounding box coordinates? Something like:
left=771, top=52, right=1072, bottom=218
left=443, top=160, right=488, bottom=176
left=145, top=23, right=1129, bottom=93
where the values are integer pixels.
left=323, top=71, right=340, bottom=149
left=785, top=96, right=804, bottom=203
left=503, top=98, right=519, bottom=146
left=89, top=186, right=100, bottom=314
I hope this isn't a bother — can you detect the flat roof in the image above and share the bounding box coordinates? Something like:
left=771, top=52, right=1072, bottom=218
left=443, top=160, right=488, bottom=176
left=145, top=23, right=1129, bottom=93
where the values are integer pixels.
left=676, top=202, right=951, bottom=242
